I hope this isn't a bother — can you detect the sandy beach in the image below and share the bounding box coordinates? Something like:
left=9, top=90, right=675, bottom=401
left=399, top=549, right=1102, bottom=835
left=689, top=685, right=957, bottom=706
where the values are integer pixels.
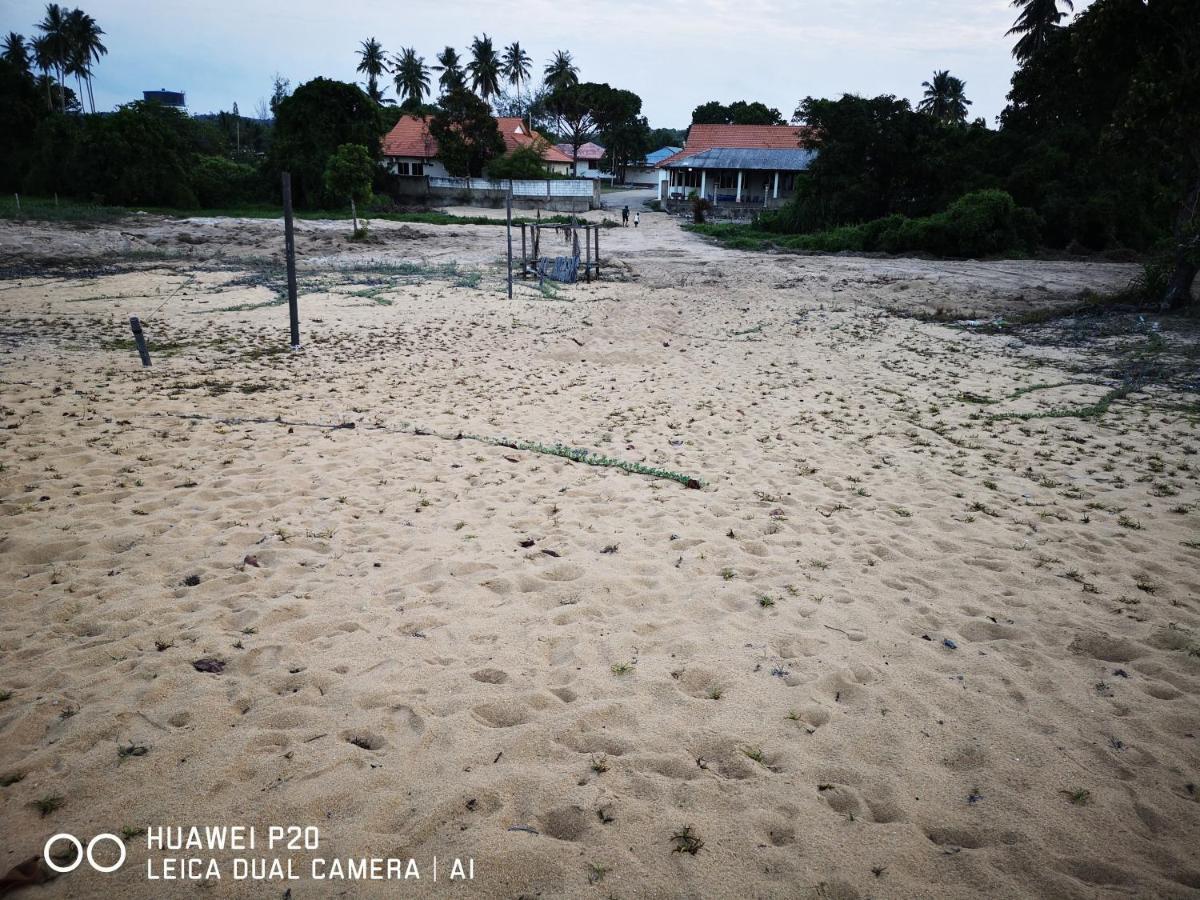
left=1, top=208, right=1198, bottom=899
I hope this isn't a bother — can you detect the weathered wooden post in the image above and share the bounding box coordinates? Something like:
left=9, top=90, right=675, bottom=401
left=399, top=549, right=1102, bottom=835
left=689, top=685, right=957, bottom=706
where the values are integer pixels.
left=281, top=172, right=300, bottom=349
left=520, top=223, right=527, bottom=279
left=13, top=194, right=19, bottom=213
left=506, top=186, right=513, bottom=299
left=594, top=225, right=600, bottom=280
left=585, top=222, right=592, bottom=282
left=129, top=316, right=152, bottom=367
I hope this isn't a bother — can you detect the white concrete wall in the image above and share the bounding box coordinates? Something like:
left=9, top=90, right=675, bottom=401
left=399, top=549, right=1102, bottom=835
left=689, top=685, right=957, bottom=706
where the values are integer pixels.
left=428, top=176, right=597, bottom=198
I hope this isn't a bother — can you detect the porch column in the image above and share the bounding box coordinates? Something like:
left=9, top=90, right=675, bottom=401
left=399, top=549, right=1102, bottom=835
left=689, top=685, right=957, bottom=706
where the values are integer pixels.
left=773, top=171, right=779, bottom=199
left=699, top=170, right=706, bottom=200
left=735, top=170, right=743, bottom=203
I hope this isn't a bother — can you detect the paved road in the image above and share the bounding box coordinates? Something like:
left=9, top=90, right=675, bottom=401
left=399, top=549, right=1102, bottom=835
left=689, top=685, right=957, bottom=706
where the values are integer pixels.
left=598, top=186, right=657, bottom=211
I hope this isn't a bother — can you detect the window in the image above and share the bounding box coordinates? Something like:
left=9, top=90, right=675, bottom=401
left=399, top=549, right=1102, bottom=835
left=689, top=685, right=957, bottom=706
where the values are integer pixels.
left=780, top=173, right=796, bottom=192
left=393, top=160, right=425, bottom=176
left=672, top=170, right=700, bottom=188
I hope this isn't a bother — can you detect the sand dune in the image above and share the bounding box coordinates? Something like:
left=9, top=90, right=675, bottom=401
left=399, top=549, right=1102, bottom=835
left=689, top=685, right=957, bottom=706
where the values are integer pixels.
left=0, top=210, right=1197, bottom=898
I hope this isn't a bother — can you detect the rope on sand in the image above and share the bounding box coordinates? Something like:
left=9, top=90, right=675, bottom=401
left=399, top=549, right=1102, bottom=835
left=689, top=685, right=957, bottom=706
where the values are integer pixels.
left=150, top=411, right=703, bottom=489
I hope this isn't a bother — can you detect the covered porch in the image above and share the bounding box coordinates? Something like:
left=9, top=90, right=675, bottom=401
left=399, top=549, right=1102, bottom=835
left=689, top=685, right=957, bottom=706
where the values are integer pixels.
left=663, top=167, right=797, bottom=208
left=658, top=145, right=814, bottom=209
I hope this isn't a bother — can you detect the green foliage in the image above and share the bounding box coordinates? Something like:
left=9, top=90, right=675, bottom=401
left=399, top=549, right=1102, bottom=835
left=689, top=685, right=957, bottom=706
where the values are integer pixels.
left=192, top=155, right=262, bottom=207
left=691, top=100, right=784, bottom=126
left=269, top=77, right=383, bottom=207
left=430, top=87, right=504, bottom=176
left=770, top=94, right=998, bottom=234
left=486, top=145, right=549, bottom=180
left=323, top=143, right=375, bottom=205
left=694, top=191, right=1040, bottom=259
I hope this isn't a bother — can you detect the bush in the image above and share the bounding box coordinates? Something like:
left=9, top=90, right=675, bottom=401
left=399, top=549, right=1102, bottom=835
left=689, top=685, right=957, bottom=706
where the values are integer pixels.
left=693, top=190, right=1042, bottom=259
left=486, top=145, right=550, bottom=180
left=192, top=156, right=261, bottom=207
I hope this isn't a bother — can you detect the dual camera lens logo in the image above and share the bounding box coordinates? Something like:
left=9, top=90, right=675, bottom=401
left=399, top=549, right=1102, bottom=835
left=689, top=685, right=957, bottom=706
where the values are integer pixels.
left=43, top=833, right=126, bottom=874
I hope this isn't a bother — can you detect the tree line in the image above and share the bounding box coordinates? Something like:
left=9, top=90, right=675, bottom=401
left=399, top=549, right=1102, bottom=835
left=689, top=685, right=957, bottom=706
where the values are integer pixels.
left=743, top=0, right=1197, bottom=308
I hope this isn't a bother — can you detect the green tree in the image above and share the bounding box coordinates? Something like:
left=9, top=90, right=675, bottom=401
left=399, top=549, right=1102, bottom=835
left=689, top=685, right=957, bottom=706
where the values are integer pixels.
left=543, top=50, right=578, bottom=91
left=269, top=73, right=291, bottom=118
left=691, top=100, right=784, bottom=126
left=543, top=82, right=600, bottom=175
left=433, top=46, right=465, bottom=94
left=2, top=33, right=31, bottom=75
left=467, top=34, right=501, bottom=103
left=393, top=47, right=430, bottom=109
left=486, top=144, right=550, bottom=180
left=502, top=41, right=532, bottom=123
left=35, top=3, right=69, bottom=112
left=323, top=143, right=375, bottom=233
left=356, top=38, right=388, bottom=104
left=429, top=86, right=505, bottom=176
left=269, top=77, right=383, bottom=206
left=917, top=70, right=971, bottom=124
left=1008, top=0, right=1074, bottom=61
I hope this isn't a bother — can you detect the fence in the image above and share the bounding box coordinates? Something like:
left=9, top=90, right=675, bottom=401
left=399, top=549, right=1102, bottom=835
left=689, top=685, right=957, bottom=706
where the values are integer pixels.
left=428, top=176, right=597, bottom=200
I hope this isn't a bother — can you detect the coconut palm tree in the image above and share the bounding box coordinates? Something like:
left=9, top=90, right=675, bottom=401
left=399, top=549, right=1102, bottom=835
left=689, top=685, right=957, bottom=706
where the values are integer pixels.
left=466, top=34, right=501, bottom=102
left=543, top=50, right=578, bottom=92
left=356, top=37, right=388, bottom=103
left=394, top=47, right=430, bottom=108
left=502, top=41, right=532, bottom=119
left=432, top=46, right=465, bottom=94
left=30, top=34, right=55, bottom=108
left=36, top=3, right=69, bottom=112
left=2, top=32, right=31, bottom=75
left=1007, top=0, right=1074, bottom=62
left=66, top=9, right=105, bottom=113
left=917, top=70, right=971, bottom=125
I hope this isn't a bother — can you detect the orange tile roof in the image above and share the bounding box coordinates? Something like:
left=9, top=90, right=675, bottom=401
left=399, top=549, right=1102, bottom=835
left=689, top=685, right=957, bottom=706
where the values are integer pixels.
left=381, top=114, right=573, bottom=165
left=496, top=117, right=573, bottom=163
left=656, top=124, right=810, bottom=168
left=381, top=115, right=438, bottom=158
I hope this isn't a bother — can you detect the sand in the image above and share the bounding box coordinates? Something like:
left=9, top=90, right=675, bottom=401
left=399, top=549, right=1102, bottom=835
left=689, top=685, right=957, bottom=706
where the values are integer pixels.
left=0, top=208, right=1198, bottom=899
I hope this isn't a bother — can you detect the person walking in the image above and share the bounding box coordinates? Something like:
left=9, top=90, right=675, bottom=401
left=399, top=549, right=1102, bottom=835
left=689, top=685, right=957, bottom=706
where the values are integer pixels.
left=622, top=205, right=629, bottom=226
left=633, top=211, right=640, bottom=228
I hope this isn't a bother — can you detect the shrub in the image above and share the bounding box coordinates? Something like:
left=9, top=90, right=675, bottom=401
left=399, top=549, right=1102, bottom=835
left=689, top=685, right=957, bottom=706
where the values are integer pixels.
left=192, top=156, right=261, bottom=207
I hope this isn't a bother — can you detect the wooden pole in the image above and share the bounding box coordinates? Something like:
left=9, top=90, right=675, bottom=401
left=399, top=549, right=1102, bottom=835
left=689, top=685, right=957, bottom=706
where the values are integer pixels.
left=584, top=222, right=591, bottom=282
left=13, top=194, right=19, bottom=213
left=129, top=316, right=151, bottom=367
left=521, top=223, right=527, bottom=279
left=506, top=187, right=513, bottom=299
left=594, top=225, right=600, bottom=280
left=281, top=172, right=300, bottom=349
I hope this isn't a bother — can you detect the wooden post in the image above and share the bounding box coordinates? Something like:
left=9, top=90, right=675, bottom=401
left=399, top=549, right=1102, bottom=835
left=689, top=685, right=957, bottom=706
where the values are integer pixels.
left=584, top=223, right=592, bottom=282
left=505, top=187, right=513, bottom=299
left=521, top=223, right=527, bottom=279
left=129, top=316, right=151, bottom=367
left=594, top=225, right=600, bottom=280
left=13, top=194, right=19, bottom=213
left=281, top=172, right=300, bottom=349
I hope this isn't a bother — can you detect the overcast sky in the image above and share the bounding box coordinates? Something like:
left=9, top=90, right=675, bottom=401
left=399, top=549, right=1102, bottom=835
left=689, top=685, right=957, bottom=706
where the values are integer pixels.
left=3, top=0, right=1087, bottom=128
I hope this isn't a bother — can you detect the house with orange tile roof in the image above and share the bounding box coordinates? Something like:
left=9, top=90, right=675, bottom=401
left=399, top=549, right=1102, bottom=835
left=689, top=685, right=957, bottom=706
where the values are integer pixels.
left=553, top=141, right=608, bottom=179
left=381, top=114, right=574, bottom=179
left=655, top=124, right=816, bottom=209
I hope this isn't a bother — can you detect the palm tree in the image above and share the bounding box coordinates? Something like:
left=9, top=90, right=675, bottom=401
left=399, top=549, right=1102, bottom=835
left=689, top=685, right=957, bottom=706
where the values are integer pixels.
left=543, top=50, right=578, bottom=92
left=2, top=32, right=31, bottom=75
left=36, top=3, right=69, bottom=112
left=917, top=70, right=971, bottom=125
left=356, top=37, right=388, bottom=103
left=67, top=10, right=105, bottom=114
left=466, top=34, right=501, bottom=102
left=502, top=41, right=532, bottom=121
left=393, top=47, right=430, bottom=107
left=433, top=46, right=465, bottom=94
left=31, top=34, right=55, bottom=108
left=1007, top=0, right=1074, bottom=62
